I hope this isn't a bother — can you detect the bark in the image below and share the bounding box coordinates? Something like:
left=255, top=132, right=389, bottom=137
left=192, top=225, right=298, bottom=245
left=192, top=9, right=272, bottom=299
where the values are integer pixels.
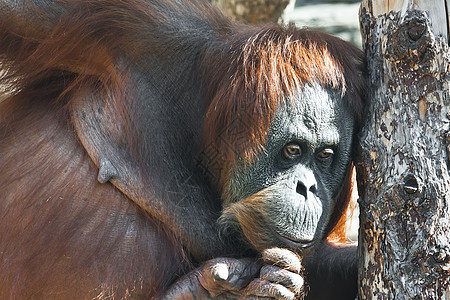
left=357, top=0, right=450, bottom=299
left=211, top=0, right=291, bottom=24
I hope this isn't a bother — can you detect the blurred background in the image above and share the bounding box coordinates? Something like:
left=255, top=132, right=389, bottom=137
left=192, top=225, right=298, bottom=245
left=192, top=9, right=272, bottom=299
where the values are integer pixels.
left=212, top=0, right=362, bottom=47
left=284, top=0, right=361, bottom=47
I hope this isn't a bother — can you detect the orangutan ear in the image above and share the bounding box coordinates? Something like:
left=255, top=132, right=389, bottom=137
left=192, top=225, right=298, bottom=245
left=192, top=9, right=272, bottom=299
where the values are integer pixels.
left=69, top=87, right=149, bottom=207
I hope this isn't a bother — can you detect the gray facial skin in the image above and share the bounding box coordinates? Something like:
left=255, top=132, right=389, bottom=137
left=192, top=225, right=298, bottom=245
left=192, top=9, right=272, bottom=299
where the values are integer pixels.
left=226, top=84, right=354, bottom=248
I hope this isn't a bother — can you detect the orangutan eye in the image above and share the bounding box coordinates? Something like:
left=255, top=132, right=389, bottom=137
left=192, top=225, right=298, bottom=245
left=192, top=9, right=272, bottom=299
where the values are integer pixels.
left=317, top=148, right=334, bottom=159
left=283, top=143, right=302, bottom=159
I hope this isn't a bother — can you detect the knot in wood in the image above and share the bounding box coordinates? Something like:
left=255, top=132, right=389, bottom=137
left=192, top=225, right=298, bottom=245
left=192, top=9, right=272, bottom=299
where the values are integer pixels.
left=403, top=174, right=419, bottom=195
left=387, top=11, right=434, bottom=71
left=407, top=21, right=426, bottom=41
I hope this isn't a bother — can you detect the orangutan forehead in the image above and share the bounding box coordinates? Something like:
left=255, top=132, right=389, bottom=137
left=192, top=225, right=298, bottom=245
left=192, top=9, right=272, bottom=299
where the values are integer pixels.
left=267, top=85, right=354, bottom=150
left=237, top=29, right=346, bottom=101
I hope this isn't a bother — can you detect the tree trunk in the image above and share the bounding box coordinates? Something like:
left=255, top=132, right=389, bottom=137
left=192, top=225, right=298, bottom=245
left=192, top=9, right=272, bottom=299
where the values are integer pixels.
left=211, top=0, right=291, bottom=24
left=357, top=1, right=450, bottom=299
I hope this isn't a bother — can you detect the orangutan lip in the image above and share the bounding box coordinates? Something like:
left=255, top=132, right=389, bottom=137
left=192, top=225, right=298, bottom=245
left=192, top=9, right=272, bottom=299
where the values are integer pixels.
left=275, top=232, right=316, bottom=249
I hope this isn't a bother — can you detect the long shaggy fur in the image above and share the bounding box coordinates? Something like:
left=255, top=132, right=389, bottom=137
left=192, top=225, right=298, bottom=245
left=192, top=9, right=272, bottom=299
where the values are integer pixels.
left=219, top=190, right=271, bottom=252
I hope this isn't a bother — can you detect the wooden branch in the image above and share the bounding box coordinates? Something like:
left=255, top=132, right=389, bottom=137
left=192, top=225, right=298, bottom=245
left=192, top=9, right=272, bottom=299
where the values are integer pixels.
left=358, top=0, right=450, bottom=298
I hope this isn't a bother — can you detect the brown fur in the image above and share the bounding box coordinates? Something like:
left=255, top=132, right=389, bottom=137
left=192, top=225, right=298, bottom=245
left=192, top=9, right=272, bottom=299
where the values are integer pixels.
left=0, top=2, right=210, bottom=297
left=0, top=0, right=229, bottom=157
left=0, top=95, right=185, bottom=298
left=219, top=189, right=271, bottom=252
